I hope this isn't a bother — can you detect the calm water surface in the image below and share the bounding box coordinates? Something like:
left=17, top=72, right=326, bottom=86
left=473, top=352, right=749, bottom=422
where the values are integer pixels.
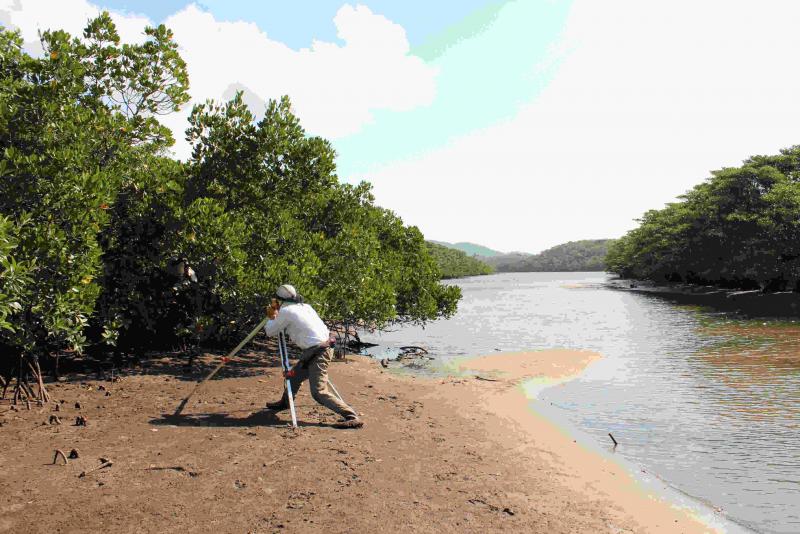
left=361, top=272, right=800, bottom=534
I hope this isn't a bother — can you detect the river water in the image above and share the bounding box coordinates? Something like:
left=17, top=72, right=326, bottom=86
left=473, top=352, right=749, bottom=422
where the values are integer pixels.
left=361, top=272, right=800, bottom=534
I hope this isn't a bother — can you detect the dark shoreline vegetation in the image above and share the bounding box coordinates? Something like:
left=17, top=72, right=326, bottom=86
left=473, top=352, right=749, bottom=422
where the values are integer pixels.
left=606, top=279, right=800, bottom=317
left=0, top=15, right=462, bottom=400
left=606, top=147, right=800, bottom=300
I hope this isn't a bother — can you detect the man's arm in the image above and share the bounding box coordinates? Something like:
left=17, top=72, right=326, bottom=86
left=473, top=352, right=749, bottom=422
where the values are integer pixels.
left=263, top=308, right=289, bottom=337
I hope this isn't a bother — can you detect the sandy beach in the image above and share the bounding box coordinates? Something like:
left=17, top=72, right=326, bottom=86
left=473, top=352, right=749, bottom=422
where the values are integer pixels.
left=0, top=348, right=719, bottom=533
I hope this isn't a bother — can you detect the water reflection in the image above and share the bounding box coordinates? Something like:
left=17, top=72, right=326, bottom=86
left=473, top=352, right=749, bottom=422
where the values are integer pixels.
left=362, top=272, right=800, bottom=534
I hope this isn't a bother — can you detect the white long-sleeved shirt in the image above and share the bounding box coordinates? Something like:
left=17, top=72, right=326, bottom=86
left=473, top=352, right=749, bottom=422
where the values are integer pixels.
left=263, top=302, right=330, bottom=349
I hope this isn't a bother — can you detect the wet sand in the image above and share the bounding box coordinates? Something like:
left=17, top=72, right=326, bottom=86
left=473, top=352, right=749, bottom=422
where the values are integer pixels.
left=0, top=349, right=718, bottom=533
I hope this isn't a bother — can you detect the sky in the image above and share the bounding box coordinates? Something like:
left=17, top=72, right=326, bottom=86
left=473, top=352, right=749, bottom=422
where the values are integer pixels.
left=3, top=1, right=800, bottom=253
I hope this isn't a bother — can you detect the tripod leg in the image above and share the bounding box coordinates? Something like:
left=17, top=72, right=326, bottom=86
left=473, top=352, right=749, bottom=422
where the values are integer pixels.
left=327, top=379, right=345, bottom=404
left=285, top=377, right=298, bottom=428
left=279, top=332, right=299, bottom=428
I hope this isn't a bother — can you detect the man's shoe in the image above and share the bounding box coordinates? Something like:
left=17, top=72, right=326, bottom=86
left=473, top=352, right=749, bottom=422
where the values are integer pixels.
left=333, top=417, right=364, bottom=429
left=265, top=400, right=288, bottom=411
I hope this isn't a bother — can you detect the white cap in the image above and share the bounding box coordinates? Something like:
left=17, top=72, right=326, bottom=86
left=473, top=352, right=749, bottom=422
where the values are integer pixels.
left=275, top=284, right=298, bottom=301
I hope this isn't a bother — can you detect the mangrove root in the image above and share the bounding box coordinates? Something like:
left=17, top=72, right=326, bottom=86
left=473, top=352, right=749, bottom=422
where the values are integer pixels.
left=68, top=449, right=80, bottom=459
left=48, top=415, right=61, bottom=425
left=53, top=449, right=68, bottom=465
left=6, top=356, right=50, bottom=405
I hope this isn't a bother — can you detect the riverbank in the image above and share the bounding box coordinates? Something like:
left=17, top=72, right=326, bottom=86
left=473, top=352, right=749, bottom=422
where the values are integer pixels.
left=0, top=349, right=717, bottom=533
left=606, top=277, right=800, bottom=317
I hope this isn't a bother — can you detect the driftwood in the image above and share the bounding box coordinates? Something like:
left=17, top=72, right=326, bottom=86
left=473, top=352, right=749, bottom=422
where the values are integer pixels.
left=474, top=375, right=499, bottom=382
left=399, top=346, right=428, bottom=355
left=394, top=346, right=431, bottom=362
left=78, top=460, right=113, bottom=478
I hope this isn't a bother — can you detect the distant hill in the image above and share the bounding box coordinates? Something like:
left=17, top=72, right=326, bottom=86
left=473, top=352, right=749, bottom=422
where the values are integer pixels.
left=431, top=241, right=504, bottom=257
left=426, top=242, right=494, bottom=279
left=480, top=251, right=531, bottom=268
left=489, top=239, right=615, bottom=272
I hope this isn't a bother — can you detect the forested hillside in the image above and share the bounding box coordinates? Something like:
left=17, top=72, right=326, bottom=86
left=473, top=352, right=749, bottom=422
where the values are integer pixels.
left=426, top=242, right=494, bottom=279
left=431, top=241, right=503, bottom=257
left=488, top=240, right=613, bottom=272
left=0, top=16, right=461, bottom=396
left=606, top=147, right=800, bottom=292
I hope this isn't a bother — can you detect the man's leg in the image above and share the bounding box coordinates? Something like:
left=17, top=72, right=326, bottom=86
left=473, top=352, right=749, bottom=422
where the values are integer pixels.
left=308, top=348, right=359, bottom=422
left=267, top=363, right=309, bottom=409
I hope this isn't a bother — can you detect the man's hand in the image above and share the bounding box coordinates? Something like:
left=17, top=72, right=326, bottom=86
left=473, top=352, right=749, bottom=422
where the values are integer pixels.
left=267, top=299, right=279, bottom=320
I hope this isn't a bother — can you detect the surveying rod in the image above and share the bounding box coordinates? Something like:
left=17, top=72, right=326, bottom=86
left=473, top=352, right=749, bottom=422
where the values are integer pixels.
left=173, top=317, right=269, bottom=416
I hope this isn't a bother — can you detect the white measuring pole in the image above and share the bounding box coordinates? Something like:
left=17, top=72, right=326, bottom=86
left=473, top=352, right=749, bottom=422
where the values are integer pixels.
left=278, top=331, right=298, bottom=428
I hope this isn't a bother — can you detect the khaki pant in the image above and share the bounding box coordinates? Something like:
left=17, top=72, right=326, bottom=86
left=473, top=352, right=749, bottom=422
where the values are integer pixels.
left=280, top=347, right=357, bottom=419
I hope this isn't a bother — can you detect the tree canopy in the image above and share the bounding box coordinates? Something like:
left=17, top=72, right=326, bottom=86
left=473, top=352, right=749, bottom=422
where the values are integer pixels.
left=426, top=242, right=494, bottom=279
left=0, top=14, right=461, bottom=400
left=606, top=147, right=800, bottom=292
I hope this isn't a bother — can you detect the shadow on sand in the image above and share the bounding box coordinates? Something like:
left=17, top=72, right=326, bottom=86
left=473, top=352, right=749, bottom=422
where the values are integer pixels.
left=149, top=409, right=338, bottom=429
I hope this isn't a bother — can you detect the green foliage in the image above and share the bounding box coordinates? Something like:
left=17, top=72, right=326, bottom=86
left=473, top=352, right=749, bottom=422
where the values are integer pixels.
left=490, top=240, right=614, bottom=272
left=0, top=215, right=33, bottom=333
left=426, top=242, right=494, bottom=279
left=0, top=18, right=187, bottom=357
left=606, top=146, right=800, bottom=291
left=181, top=93, right=460, bottom=332
left=0, top=13, right=460, bottom=368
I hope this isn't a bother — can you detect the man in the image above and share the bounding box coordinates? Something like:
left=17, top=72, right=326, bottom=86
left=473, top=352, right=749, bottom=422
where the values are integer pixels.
left=264, top=284, right=363, bottom=429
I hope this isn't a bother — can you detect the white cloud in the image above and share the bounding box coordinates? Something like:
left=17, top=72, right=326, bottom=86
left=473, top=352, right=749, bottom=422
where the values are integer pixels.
left=1, top=1, right=438, bottom=158
left=363, top=0, right=800, bottom=253
left=160, top=3, right=436, bottom=156
left=0, top=0, right=150, bottom=54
